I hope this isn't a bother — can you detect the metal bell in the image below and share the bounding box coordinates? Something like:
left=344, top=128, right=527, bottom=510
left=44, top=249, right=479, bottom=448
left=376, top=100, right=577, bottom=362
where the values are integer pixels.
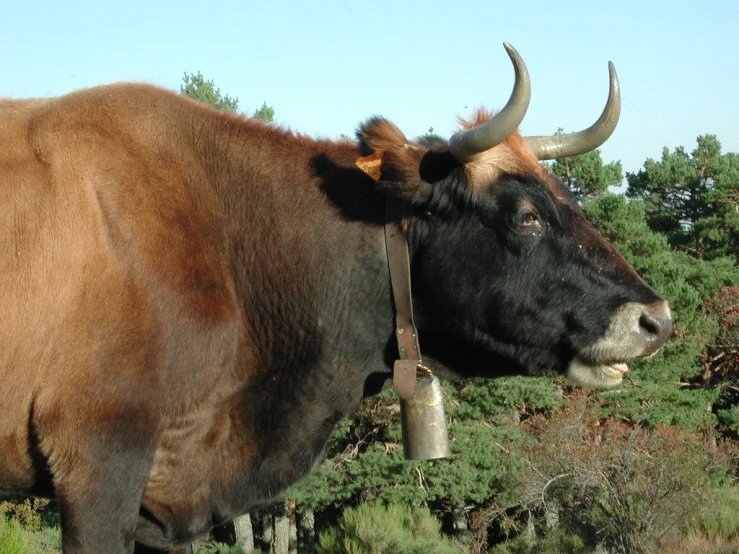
left=400, top=375, right=451, bottom=460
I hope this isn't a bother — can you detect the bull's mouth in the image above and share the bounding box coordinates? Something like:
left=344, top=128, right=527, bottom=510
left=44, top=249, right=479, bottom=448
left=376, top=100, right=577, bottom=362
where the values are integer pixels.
left=564, top=300, right=673, bottom=390
left=599, top=362, right=629, bottom=379
left=566, top=356, right=630, bottom=389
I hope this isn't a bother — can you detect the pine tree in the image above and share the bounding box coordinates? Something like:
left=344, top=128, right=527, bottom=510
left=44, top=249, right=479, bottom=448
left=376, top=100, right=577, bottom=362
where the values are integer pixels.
left=180, top=72, right=239, bottom=113
left=626, top=135, right=739, bottom=261
left=547, top=134, right=624, bottom=201
left=252, top=102, right=274, bottom=124
left=180, top=72, right=276, bottom=123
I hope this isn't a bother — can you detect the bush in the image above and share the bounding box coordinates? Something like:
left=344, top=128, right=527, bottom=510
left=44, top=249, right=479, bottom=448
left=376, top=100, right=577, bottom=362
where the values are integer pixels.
left=509, top=395, right=734, bottom=554
left=489, top=528, right=589, bottom=554
left=0, top=516, right=33, bottom=554
left=316, top=502, right=462, bottom=554
left=686, top=484, right=739, bottom=544
left=194, top=541, right=250, bottom=554
left=0, top=496, right=61, bottom=553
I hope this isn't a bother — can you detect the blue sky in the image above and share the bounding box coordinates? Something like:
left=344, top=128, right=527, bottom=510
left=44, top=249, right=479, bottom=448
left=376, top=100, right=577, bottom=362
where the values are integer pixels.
left=2, top=0, right=737, bottom=175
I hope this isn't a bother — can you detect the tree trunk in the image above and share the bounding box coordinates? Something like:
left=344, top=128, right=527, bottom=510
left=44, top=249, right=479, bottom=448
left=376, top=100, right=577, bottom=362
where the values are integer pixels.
left=525, top=510, right=536, bottom=548
left=544, top=500, right=560, bottom=529
left=272, top=503, right=290, bottom=554
left=233, top=513, right=255, bottom=553
left=298, top=508, right=316, bottom=553
left=262, top=510, right=274, bottom=552
left=452, top=502, right=469, bottom=536
left=288, top=500, right=298, bottom=554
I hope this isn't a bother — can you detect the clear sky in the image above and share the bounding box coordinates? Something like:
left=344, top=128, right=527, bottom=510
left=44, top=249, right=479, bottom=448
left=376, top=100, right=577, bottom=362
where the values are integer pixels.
left=2, top=0, right=737, bottom=175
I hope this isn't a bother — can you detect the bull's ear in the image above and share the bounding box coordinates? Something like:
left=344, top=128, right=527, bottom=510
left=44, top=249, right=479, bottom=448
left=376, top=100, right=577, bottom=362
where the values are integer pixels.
left=356, top=117, right=433, bottom=204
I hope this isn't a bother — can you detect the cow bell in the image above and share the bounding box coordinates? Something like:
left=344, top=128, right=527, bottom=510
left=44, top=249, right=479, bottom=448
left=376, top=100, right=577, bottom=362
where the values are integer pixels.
left=400, top=375, right=451, bottom=460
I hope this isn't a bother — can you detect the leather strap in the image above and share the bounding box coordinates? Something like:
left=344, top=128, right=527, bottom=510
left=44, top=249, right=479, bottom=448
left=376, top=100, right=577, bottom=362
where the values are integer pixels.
left=385, top=196, right=423, bottom=400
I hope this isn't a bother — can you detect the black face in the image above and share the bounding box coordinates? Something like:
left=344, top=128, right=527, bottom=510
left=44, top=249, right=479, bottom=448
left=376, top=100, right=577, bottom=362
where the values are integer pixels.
left=409, top=172, right=664, bottom=380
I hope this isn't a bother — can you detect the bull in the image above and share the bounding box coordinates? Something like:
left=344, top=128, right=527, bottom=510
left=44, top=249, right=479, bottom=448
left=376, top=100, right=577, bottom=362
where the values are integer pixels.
left=0, top=44, right=672, bottom=553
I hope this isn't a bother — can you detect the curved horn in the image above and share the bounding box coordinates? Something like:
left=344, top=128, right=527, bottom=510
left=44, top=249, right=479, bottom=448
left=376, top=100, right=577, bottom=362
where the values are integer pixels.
left=448, top=43, right=531, bottom=161
left=526, top=62, right=621, bottom=160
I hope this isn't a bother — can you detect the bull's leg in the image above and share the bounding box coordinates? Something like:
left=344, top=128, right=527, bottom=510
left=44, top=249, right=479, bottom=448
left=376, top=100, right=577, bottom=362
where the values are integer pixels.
left=54, top=441, right=155, bottom=553
left=38, top=402, right=158, bottom=554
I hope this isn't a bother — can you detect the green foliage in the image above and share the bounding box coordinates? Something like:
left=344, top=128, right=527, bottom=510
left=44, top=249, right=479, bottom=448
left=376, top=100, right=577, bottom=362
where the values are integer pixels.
left=0, top=497, right=60, bottom=553
left=454, top=377, right=563, bottom=421
left=548, top=142, right=624, bottom=201
left=688, top=484, right=739, bottom=542
left=626, top=135, right=739, bottom=261
left=489, top=528, right=590, bottom=554
left=180, top=72, right=275, bottom=122
left=316, top=503, right=462, bottom=554
left=581, top=193, right=668, bottom=256
left=290, top=382, right=533, bottom=512
left=0, top=498, right=49, bottom=530
left=578, top=192, right=739, bottom=432
left=716, top=401, right=739, bottom=435
left=596, top=382, right=720, bottom=430
left=251, top=102, right=274, bottom=123
left=0, top=516, right=32, bottom=554
left=194, top=541, right=249, bottom=554
left=181, top=72, right=239, bottom=112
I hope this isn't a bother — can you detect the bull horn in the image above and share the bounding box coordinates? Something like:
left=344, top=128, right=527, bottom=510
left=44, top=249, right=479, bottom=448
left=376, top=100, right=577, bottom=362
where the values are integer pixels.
left=526, top=62, right=621, bottom=160
left=448, top=43, right=531, bottom=161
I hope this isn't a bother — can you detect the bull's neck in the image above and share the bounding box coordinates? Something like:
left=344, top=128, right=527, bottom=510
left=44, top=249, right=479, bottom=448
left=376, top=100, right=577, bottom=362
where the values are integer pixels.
left=210, top=132, right=397, bottom=506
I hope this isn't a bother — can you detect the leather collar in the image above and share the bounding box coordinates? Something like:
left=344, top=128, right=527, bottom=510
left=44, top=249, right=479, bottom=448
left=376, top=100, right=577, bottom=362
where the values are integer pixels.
left=384, top=196, right=429, bottom=400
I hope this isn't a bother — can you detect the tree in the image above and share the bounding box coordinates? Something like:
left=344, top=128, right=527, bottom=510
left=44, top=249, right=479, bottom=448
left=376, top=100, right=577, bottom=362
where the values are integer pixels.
left=181, top=72, right=239, bottom=113
left=626, top=135, right=739, bottom=261
left=547, top=130, right=624, bottom=201
left=180, top=72, right=275, bottom=123
left=252, top=102, right=274, bottom=124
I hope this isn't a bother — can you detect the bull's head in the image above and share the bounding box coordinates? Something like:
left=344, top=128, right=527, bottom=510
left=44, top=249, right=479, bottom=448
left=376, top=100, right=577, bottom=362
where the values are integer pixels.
left=359, top=44, right=672, bottom=391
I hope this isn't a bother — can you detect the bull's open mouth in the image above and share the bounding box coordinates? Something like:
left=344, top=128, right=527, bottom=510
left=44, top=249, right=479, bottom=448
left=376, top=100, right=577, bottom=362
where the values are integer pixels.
left=599, top=362, right=629, bottom=379
left=566, top=356, right=630, bottom=389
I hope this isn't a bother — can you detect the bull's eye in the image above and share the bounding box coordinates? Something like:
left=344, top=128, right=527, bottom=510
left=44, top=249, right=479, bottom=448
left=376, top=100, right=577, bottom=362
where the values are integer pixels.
left=515, top=209, right=544, bottom=236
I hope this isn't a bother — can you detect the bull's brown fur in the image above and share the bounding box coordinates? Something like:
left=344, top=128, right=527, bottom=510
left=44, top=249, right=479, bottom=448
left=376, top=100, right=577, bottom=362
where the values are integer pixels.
left=1, top=83, right=376, bottom=549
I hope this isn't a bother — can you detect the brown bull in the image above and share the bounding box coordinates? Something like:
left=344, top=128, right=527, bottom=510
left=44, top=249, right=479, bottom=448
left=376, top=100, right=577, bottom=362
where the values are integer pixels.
left=0, top=44, right=671, bottom=553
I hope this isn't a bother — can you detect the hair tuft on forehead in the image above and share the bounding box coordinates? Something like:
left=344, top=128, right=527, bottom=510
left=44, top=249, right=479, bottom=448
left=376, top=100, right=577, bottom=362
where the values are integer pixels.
left=457, top=108, right=552, bottom=189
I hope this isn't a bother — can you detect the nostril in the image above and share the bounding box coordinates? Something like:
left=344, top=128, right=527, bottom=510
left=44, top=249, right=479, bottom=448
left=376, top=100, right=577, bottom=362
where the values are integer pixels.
left=639, top=313, right=661, bottom=337
left=639, top=307, right=673, bottom=356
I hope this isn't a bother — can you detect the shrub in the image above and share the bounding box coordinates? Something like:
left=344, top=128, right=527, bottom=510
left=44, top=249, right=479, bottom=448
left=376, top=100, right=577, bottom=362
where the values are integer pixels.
left=194, top=541, right=250, bottom=554
left=0, top=516, right=33, bottom=554
left=510, top=396, right=734, bottom=554
left=488, top=528, right=590, bottom=554
left=686, top=484, right=739, bottom=544
left=316, top=502, right=462, bottom=554
left=0, top=496, right=61, bottom=553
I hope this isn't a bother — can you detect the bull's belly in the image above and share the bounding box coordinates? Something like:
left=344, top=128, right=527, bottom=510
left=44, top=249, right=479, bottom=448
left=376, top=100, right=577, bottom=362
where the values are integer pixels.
left=135, top=401, right=250, bottom=548
left=136, top=487, right=216, bottom=550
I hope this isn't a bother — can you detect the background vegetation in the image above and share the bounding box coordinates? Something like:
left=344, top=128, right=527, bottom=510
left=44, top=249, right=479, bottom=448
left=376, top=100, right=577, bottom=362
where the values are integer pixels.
left=2, top=76, right=736, bottom=554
